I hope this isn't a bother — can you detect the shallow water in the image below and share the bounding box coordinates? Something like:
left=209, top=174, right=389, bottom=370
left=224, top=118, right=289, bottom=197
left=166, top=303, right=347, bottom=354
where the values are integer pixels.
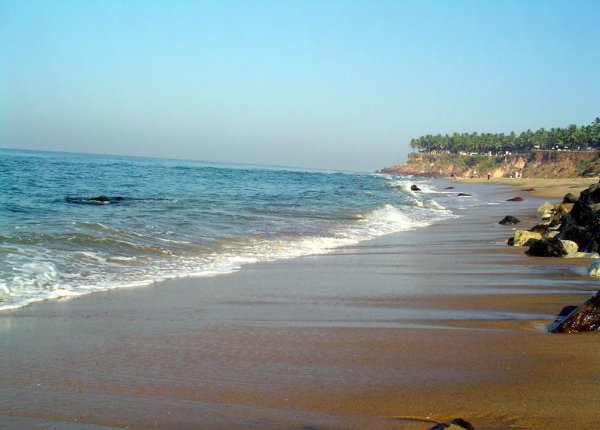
left=0, top=148, right=492, bottom=310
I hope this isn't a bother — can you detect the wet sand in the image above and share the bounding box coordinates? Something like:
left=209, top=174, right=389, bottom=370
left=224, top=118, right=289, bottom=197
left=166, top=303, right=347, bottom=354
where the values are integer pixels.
left=2, top=181, right=600, bottom=429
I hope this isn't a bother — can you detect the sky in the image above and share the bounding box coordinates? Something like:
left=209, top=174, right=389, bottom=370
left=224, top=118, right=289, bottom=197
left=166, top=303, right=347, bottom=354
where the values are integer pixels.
left=1, top=0, right=599, bottom=172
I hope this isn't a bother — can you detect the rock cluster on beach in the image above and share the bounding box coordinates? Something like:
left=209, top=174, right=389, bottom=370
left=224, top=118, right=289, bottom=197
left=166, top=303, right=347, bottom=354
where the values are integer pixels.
left=506, top=183, right=600, bottom=258
left=501, top=181, right=600, bottom=333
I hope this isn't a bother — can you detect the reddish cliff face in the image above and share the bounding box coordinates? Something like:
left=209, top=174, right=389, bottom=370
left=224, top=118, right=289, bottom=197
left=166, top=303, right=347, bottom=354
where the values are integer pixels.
left=379, top=151, right=600, bottom=178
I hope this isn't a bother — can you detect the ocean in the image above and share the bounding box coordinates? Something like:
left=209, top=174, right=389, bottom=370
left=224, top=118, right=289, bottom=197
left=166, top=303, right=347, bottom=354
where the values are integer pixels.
left=0, top=148, right=473, bottom=311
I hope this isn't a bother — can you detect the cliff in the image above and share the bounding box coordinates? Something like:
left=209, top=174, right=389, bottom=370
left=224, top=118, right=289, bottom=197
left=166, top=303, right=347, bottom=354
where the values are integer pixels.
left=379, top=150, right=600, bottom=178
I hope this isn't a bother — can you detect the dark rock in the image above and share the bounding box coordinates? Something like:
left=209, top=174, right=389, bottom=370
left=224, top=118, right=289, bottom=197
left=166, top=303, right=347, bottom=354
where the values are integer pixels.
left=445, top=186, right=455, bottom=189
left=523, top=188, right=535, bottom=191
left=429, top=418, right=475, bottom=430
left=506, top=196, right=524, bottom=202
left=65, top=196, right=127, bottom=205
left=525, top=237, right=567, bottom=257
left=563, top=192, right=578, bottom=204
left=411, top=185, right=421, bottom=191
left=548, top=216, right=564, bottom=228
left=506, top=237, right=515, bottom=246
left=523, top=238, right=540, bottom=247
left=561, top=223, right=592, bottom=250
left=586, top=183, right=600, bottom=204
left=457, top=193, right=471, bottom=197
left=549, top=291, right=600, bottom=333
left=529, top=224, right=549, bottom=234
left=499, top=215, right=520, bottom=225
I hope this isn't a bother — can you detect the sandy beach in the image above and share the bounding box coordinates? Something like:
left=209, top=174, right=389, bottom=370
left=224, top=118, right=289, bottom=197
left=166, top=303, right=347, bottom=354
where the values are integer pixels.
left=2, top=180, right=600, bottom=430
left=456, top=177, right=598, bottom=199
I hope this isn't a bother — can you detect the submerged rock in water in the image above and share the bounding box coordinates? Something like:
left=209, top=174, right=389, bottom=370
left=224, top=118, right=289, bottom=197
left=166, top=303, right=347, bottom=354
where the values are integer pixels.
left=499, top=215, right=520, bottom=225
left=549, top=291, right=600, bottom=333
left=429, top=418, right=475, bottom=430
left=411, top=185, right=421, bottom=191
left=506, top=196, right=524, bottom=202
left=66, top=196, right=126, bottom=205
left=457, top=193, right=471, bottom=197
left=445, top=186, right=455, bottom=189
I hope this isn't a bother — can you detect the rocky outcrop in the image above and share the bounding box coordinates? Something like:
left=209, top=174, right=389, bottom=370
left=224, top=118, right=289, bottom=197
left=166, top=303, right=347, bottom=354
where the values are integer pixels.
left=505, top=183, right=600, bottom=259
left=549, top=291, right=600, bottom=333
left=559, top=183, right=600, bottom=253
left=380, top=150, right=600, bottom=178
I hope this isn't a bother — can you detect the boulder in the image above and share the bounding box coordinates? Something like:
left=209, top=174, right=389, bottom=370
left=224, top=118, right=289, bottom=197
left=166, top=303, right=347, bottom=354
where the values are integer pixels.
left=526, top=237, right=567, bottom=257
left=499, top=215, right=520, bottom=225
left=563, top=193, right=578, bottom=204
left=537, top=201, right=555, bottom=214
left=506, top=196, right=524, bottom=202
left=529, top=224, right=549, bottom=234
left=523, top=238, right=540, bottom=247
left=571, top=252, right=600, bottom=259
left=411, top=185, right=421, bottom=191
left=548, top=216, right=564, bottom=228
left=560, top=240, right=579, bottom=257
left=513, top=230, right=543, bottom=247
left=585, top=183, right=600, bottom=204
left=549, top=291, right=600, bottom=333
left=588, top=261, right=600, bottom=277
left=555, top=203, right=574, bottom=215
left=429, top=418, right=474, bottom=430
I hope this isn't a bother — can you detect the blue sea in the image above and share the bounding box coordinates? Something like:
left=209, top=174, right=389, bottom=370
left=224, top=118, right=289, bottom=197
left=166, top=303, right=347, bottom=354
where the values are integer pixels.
left=0, top=148, right=469, bottom=311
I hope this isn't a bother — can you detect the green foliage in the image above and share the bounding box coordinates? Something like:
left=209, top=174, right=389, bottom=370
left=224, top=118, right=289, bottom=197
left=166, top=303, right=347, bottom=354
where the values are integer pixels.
left=578, top=154, right=600, bottom=177
left=410, top=118, right=600, bottom=154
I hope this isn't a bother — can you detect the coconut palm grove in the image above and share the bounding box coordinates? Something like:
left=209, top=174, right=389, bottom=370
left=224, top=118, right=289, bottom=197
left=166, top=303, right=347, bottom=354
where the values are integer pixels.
left=410, top=118, right=600, bottom=155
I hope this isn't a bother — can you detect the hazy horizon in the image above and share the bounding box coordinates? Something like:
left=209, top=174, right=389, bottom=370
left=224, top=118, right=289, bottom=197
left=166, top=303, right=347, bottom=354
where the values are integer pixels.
left=2, top=0, right=599, bottom=171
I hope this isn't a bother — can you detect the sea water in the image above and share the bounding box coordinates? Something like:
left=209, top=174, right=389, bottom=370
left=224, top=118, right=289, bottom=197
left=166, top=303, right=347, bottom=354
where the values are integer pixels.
left=0, top=148, right=471, bottom=311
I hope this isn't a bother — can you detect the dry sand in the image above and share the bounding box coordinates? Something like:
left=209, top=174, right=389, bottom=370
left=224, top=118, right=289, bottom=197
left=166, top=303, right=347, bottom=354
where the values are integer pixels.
left=2, top=181, right=600, bottom=430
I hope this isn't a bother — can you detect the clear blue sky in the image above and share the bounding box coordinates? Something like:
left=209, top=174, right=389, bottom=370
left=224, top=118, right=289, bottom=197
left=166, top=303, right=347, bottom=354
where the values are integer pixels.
left=1, top=0, right=599, bottom=171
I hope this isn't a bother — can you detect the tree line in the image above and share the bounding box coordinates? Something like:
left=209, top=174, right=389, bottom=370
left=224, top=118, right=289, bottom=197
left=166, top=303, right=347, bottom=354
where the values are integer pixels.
left=410, top=118, right=600, bottom=155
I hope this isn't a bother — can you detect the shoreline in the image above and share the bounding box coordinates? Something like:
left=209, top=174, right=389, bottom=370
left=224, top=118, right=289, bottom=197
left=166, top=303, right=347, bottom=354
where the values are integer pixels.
left=2, top=180, right=600, bottom=429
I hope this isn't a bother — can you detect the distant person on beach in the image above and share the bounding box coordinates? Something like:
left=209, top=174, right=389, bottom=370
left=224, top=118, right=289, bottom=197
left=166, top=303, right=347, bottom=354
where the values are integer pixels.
left=487, top=172, right=491, bottom=180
